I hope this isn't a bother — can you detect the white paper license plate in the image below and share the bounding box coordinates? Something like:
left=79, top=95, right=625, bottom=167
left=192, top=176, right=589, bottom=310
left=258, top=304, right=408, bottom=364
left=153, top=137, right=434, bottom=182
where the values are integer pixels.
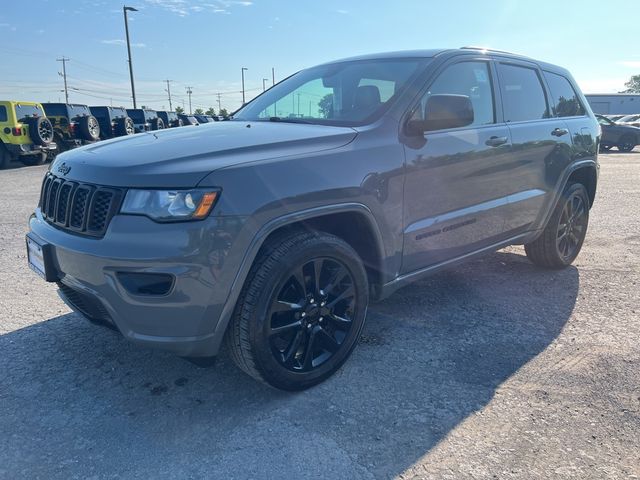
left=27, top=236, right=47, bottom=280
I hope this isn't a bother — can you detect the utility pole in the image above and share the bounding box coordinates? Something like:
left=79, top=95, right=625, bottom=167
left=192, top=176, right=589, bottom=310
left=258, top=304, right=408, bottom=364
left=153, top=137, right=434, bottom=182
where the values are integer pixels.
left=241, top=67, right=248, bottom=105
left=164, top=80, right=173, bottom=110
left=186, top=87, right=193, bottom=114
left=216, top=93, right=222, bottom=111
left=123, top=6, right=139, bottom=108
left=262, top=78, right=269, bottom=92
left=56, top=57, right=70, bottom=103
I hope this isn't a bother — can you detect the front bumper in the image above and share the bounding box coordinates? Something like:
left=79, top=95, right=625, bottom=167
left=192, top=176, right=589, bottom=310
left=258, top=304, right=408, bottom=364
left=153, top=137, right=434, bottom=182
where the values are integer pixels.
left=28, top=209, right=248, bottom=356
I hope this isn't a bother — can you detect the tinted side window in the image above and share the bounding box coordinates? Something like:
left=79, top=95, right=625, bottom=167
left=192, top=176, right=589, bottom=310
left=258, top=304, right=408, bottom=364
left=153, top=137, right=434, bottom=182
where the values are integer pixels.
left=415, top=61, right=495, bottom=127
left=544, top=71, right=585, bottom=117
left=0, top=106, right=7, bottom=122
left=498, top=64, right=548, bottom=122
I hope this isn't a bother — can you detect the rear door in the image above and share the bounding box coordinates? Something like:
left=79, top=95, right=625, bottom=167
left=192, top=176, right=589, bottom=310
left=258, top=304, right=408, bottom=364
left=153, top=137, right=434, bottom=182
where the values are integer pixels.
left=543, top=70, right=597, bottom=159
left=494, top=60, right=573, bottom=234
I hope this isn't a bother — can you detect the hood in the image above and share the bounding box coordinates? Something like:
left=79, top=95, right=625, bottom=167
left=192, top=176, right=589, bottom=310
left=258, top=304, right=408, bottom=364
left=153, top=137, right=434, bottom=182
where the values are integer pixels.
left=50, top=121, right=358, bottom=187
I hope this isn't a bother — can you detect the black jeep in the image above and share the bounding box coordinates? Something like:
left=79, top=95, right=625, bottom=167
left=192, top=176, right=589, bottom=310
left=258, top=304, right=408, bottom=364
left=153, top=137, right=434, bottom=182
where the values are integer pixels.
left=41, top=103, right=101, bottom=153
left=126, top=109, right=164, bottom=133
left=156, top=111, right=182, bottom=128
left=89, top=107, right=135, bottom=140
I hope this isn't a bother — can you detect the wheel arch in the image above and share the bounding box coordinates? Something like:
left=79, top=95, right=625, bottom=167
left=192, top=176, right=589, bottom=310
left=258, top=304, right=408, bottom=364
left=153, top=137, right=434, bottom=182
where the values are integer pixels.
left=566, top=161, right=598, bottom=208
left=208, top=203, right=387, bottom=354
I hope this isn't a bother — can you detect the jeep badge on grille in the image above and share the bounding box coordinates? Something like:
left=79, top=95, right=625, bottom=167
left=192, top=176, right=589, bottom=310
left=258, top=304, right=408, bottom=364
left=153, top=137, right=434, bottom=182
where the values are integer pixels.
left=57, top=163, right=71, bottom=175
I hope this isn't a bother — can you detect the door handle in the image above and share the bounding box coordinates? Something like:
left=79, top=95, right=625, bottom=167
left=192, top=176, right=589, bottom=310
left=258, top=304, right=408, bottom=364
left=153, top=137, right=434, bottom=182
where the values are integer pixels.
left=485, top=136, right=508, bottom=147
left=551, top=128, right=569, bottom=137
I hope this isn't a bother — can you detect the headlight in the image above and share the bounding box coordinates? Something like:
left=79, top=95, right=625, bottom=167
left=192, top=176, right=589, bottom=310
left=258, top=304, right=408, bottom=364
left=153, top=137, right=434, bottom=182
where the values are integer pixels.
left=121, top=189, right=219, bottom=222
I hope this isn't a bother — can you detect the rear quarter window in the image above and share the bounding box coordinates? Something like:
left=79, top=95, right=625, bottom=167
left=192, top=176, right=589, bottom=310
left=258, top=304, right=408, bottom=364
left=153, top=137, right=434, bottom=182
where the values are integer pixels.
left=497, top=63, right=549, bottom=122
left=0, top=106, right=7, bottom=122
left=43, top=104, right=68, bottom=117
left=15, top=104, right=44, bottom=120
left=127, top=110, right=145, bottom=122
left=68, top=105, right=91, bottom=119
left=544, top=71, right=585, bottom=117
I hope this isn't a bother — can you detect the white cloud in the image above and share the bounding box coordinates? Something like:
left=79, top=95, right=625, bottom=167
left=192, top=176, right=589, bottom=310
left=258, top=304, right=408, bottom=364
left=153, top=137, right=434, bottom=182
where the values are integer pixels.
left=101, top=39, right=147, bottom=48
left=336, top=9, right=349, bottom=14
left=144, top=0, right=253, bottom=16
left=620, top=61, right=640, bottom=69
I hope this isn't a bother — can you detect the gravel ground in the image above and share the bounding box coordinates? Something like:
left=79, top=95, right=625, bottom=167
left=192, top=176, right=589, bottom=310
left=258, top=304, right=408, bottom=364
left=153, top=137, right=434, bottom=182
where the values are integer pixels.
left=0, top=152, right=638, bottom=479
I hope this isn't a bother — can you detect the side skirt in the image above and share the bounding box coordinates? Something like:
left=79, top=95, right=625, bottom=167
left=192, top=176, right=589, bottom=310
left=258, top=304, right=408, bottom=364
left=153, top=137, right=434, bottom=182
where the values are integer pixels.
left=378, top=232, right=530, bottom=300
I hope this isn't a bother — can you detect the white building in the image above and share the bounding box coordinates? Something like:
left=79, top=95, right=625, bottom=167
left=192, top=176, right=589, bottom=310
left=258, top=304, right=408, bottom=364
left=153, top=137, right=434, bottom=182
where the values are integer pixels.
left=585, top=94, right=640, bottom=115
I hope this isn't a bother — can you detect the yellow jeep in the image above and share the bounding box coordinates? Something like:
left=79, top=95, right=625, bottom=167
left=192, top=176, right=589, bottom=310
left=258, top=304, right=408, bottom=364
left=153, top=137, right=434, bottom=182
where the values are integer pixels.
left=0, top=101, right=57, bottom=169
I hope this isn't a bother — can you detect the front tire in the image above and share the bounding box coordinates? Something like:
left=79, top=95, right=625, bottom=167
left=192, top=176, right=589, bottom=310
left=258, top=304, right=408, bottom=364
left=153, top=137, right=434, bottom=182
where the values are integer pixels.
left=21, top=152, right=46, bottom=166
left=0, top=145, right=12, bottom=169
left=226, top=231, right=369, bottom=390
left=525, top=182, right=590, bottom=269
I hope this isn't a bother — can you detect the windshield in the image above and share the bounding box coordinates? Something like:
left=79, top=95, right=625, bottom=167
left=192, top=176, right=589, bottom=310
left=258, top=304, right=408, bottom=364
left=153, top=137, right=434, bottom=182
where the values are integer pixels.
left=233, top=58, right=428, bottom=126
left=597, top=115, right=613, bottom=126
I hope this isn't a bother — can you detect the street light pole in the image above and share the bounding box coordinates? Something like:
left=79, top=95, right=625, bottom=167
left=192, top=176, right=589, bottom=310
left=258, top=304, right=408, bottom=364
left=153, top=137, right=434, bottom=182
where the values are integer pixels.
left=123, top=6, right=138, bottom=109
left=241, top=67, right=248, bottom=105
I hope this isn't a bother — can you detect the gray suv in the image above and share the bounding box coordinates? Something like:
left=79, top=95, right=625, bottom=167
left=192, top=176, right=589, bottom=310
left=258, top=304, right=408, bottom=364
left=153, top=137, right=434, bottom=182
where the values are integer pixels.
left=27, top=48, right=599, bottom=390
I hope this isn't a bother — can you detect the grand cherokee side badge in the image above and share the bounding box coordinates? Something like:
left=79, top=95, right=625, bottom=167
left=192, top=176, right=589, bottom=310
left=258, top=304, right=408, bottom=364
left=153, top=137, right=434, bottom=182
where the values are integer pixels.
left=57, top=163, right=71, bottom=175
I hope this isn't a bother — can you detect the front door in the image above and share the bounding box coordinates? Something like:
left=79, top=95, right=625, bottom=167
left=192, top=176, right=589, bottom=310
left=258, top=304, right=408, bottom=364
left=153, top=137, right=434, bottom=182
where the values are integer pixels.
left=401, top=59, right=514, bottom=274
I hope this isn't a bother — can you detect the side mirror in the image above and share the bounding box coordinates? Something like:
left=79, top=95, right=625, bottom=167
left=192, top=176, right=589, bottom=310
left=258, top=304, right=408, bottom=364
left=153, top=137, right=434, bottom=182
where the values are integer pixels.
left=406, top=94, right=474, bottom=135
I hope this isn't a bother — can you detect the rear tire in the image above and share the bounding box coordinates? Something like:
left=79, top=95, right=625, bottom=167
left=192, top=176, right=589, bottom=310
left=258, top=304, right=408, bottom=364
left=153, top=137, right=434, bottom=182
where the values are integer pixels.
left=78, top=115, right=100, bottom=141
left=226, top=230, right=369, bottom=390
left=25, top=117, right=54, bottom=146
left=114, top=117, right=135, bottom=136
left=618, top=135, right=636, bottom=152
left=525, top=182, right=590, bottom=269
left=151, top=118, right=165, bottom=130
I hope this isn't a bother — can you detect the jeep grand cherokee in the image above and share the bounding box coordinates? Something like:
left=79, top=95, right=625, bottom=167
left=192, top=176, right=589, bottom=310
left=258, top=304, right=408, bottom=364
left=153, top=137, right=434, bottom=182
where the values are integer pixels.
left=27, top=48, right=599, bottom=390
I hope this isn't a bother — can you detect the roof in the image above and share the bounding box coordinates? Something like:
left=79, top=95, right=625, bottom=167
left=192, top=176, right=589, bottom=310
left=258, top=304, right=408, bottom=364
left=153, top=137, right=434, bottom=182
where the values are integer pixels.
left=317, top=47, right=563, bottom=72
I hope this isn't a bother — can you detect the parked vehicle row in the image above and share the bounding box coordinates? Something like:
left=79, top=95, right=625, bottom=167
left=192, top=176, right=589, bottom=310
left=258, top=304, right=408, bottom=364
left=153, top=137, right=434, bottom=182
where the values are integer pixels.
left=0, top=100, right=218, bottom=169
left=615, top=113, right=640, bottom=128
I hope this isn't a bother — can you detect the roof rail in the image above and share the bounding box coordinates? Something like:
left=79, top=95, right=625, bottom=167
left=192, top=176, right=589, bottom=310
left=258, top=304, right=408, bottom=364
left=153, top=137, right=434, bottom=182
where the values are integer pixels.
left=460, top=46, right=519, bottom=55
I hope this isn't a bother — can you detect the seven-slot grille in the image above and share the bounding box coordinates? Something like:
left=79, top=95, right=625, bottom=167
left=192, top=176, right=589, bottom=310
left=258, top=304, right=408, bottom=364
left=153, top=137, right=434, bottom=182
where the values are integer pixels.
left=39, top=173, right=123, bottom=238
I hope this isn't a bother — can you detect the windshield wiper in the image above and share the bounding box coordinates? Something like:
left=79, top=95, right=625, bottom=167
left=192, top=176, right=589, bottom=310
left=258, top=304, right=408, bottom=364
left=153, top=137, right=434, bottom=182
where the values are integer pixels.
left=268, top=116, right=313, bottom=124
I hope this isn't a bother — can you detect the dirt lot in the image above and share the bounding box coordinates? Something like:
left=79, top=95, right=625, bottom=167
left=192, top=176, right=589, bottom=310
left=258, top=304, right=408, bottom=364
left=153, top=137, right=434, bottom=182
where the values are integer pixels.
left=0, top=152, right=638, bottom=479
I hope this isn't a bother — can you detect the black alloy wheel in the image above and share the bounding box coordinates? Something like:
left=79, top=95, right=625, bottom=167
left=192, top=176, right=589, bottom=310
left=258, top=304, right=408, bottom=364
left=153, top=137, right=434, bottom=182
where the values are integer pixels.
left=267, top=257, right=357, bottom=372
left=525, top=182, right=590, bottom=269
left=556, top=190, right=588, bottom=262
left=226, top=231, right=369, bottom=390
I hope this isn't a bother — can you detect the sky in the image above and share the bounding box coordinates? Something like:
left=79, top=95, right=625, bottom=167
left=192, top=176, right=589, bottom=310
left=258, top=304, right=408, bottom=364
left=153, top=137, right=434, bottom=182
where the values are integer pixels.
left=1, top=0, right=638, bottom=112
